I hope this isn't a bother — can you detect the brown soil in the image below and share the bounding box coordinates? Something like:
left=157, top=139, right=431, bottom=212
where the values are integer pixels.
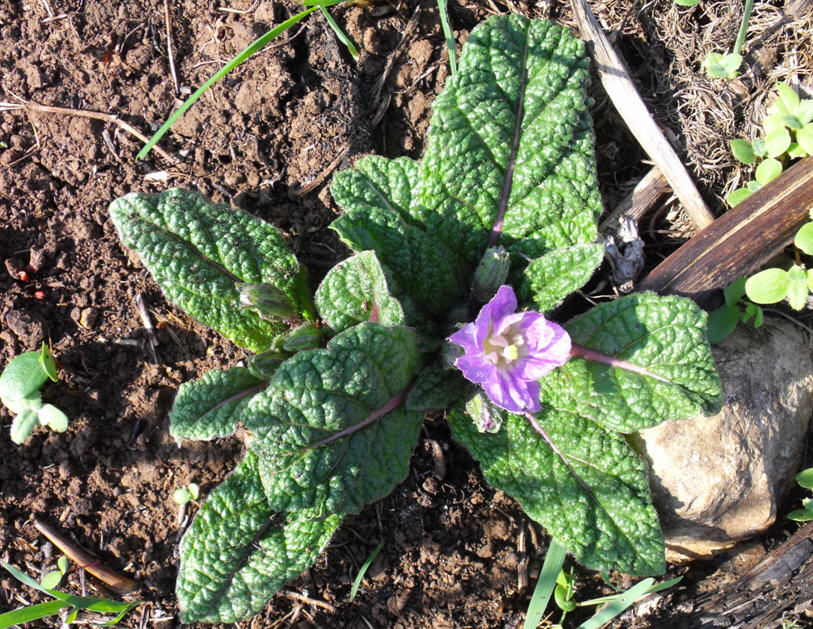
left=0, top=0, right=810, bottom=627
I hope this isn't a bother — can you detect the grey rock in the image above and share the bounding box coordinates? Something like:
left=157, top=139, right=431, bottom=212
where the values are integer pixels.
left=634, top=317, right=813, bottom=562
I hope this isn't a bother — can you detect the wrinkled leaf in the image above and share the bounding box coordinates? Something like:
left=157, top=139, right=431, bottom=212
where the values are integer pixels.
left=405, top=365, right=470, bottom=412
left=544, top=292, right=722, bottom=433
left=520, top=243, right=604, bottom=312
left=245, top=323, right=423, bottom=515
left=331, top=156, right=465, bottom=317
left=170, top=367, right=267, bottom=442
left=315, top=251, right=405, bottom=333
left=449, top=408, right=665, bottom=575
left=109, top=189, right=308, bottom=352
left=177, top=452, right=343, bottom=623
left=419, top=15, right=601, bottom=267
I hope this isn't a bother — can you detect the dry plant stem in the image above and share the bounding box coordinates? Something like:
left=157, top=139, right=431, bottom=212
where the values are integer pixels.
left=639, top=157, right=813, bottom=307
left=599, top=166, right=670, bottom=234
left=163, top=0, right=179, bottom=95
left=6, top=98, right=175, bottom=163
left=571, top=0, right=715, bottom=231
left=280, top=589, right=337, bottom=613
left=33, top=519, right=138, bottom=594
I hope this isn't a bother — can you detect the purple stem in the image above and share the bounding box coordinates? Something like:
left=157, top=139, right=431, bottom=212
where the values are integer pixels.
left=569, top=344, right=674, bottom=385
left=303, top=380, right=414, bottom=451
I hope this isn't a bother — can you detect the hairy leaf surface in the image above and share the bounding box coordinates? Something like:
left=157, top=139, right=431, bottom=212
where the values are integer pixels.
left=547, top=292, right=723, bottom=433
left=170, top=367, right=267, bottom=442
left=244, top=323, right=423, bottom=514
left=449, top=409, right=664, bottom=576
left=314, top=251, right=405, bottom=333
left=177, top=452, right=342, bottom=623
left=520, top=243, right=604, bottom=312
left=419, top=15, right=601, bottom=267
left=109, top=189, right=308, bottom=351
left=331, top=156, right=465, bottom=316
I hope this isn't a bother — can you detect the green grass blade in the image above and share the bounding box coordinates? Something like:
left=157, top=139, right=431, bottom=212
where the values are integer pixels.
left=575, top=578, right=655, bottom=629
left=577, top=576, right=682, bottom=607
left=349, top=541, right=384, bottom=601
left=0, top=600, right=69, bottom=627
left=319, top=6, right=358, bottom=59
left=137, top=5, right=320, bottom=159
left=0, top=561, right=70, bottom=602
left=523, top=538, right=568, bottom=629
left=435, top=0, right=457, bottom=76
left=732, top=0, right=754, bottom=56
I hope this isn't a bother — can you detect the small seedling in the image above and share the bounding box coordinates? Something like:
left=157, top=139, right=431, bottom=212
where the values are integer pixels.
left=0, top=342, right=69, bottom=444
left=40, top=555, right=69, bottom=590
left=172, top=482, right=200, bottom=506
left=787, top=467, right=813, bottom=522
left=727, top=83, right=813, bottom=206
left=702, top=0, right=753, bottom=79
left=0, top=560, right=140, bottom=627
left=349, top=541, right=384, bottom=601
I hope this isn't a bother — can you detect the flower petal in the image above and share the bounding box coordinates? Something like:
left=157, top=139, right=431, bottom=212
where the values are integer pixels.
left=484, top=371, right=539, bottom=413
left=449, top=321, right=478, bottom=353
left=455, top=352, right=496, bottom=384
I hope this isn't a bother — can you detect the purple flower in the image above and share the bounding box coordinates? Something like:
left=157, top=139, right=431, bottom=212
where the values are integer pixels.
left=449, top=285, right=571, bottom=413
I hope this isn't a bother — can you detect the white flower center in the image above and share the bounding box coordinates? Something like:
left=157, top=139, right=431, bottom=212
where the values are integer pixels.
left=482, top=324, right=526, bottom=367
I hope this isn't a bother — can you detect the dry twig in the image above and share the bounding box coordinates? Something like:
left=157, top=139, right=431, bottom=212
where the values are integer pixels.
left=164, top=0, right=180, bottom=95
left=33, top=519, right=138, bottom=594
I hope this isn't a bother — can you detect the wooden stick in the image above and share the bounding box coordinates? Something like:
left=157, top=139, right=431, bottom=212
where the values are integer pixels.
left=599, top=166, right=670, bottom=233
left=571, top=0, right=715, bottom=231
left=33, top=519, right=138, bottom=594
left=638, top=157, right=813, bottom=306
left=163, top=0, right=179, bottom=95
left=280, top=589, right=337, bottom=612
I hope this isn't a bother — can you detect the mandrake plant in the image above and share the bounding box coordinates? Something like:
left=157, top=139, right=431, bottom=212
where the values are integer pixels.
left=110, top=15, right=722, bottom=623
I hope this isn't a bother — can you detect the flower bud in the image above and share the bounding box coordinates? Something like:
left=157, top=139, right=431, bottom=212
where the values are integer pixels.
left=281, top=323, right=322, bottom=353
left=236, top=282, right=296, bottom=322
left=247, top=350, right=288, bottom=380
left=472, top=246, right=511, bottom=302
left=465, top=392, right=505, bottom=433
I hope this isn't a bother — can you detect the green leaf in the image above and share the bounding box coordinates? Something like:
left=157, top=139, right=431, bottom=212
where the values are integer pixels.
left=449, top=408, right=665, bottom=576
left=795, top=223, right=813, bottom=255
left=38, top=404, right=68, bottom=432
left=10, top=408, right=39, bottom=444
left=796, top=467, right=813, bottom=489
left=547, top=292, right=722, bottom=433
left=521, top=244, right=604, bottom=312
left=406, top=366, right=470, bottom=412
left=109, top=189, right=308, bottom=352
left=39, top=343, right=58, bottom=382
left=244, top=323, right=423, bottom=514
left=418, top=15, right=601, bottom=265
left=723, top=277, right=747, bottom=307
left=330, top=156, right=466, bottom=317
left=349, top=541, right=384, bottom=601
left=40, top=570, right=63, bottom=590
left=786, top=265, right=809, bottom=310
left=788, top=142, right=807, bottom=160
left=315, top=251, right=405, bottom=333
left=576, top=578, right=656, bottom=629
left=704, top=53, right=741, bottom=78
left=751, top=137, right=767, bottom=156
left=177, top=451, right=343, bottom=623
left=797, top=101, right=813, bottom=125
left=2, top=392, right=42, bottom=415
left=0, top=600, right=69, bottom=626
left=776, top=82, right=801, bottom=114
left=726, top=187, right=753, bottom=206
left=729, top=139, right=755, bottom=164
left=170, top=367, right=267, bottom=442
left=787, top=509, right=813, bottom=522
left=707, top=304, right=740, bottom=344
left=524, top=539, right=567, bottom=629
left=764, top=127, right=791, bottom=158
left=745, top=268, right=790, bottom=304
left=755, top=158, right=783, bottom=186
left=797, top=123, right=813, bottom=156
left=673, top=0, right=700, bottom=6
left=0, top=351, right=50, bottom=404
